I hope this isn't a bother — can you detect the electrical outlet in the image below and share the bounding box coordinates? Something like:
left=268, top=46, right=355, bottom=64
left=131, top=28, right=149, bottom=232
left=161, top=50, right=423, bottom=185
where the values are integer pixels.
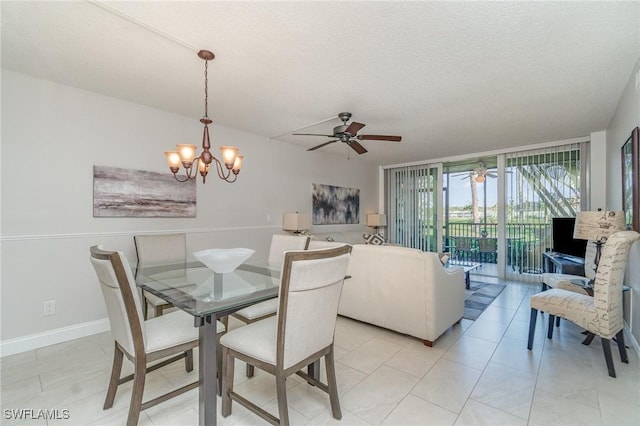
left=266, top=214, right=272, bottom=224
left=43, top=300, right=56, bottom=316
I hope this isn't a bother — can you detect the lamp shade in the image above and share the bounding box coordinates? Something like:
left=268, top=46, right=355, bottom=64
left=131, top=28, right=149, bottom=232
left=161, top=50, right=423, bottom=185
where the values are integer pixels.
left=366, top=214, right=387, bottom=227
left=573, top=210, right=625, bottom=242
left=282, top=212, right=311, bottom=232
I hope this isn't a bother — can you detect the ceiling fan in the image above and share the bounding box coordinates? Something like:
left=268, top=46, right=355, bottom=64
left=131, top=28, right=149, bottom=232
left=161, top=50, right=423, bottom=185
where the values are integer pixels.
left=293, top=112, right=402, bottom=154
left=452, top=162, right=498, bottom=183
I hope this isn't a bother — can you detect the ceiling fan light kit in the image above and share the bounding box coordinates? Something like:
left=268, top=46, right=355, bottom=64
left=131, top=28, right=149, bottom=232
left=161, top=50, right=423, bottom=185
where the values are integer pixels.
left=293, top=112, right=402, bottom=155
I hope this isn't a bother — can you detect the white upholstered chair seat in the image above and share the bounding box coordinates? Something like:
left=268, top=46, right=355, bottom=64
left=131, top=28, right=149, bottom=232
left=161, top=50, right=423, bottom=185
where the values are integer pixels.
left=144, top=310, right=224, bottom=353
left=541, top=241, right=596, bottom=296
left=541, top=273, right=590, bottom=295
left=530, top=289, right=597, bottom=332
left=233, top=299, right=279, bottom=322
left=221, top=316, right=277, bottom=364
left=144, top=291, right=173, bottom=308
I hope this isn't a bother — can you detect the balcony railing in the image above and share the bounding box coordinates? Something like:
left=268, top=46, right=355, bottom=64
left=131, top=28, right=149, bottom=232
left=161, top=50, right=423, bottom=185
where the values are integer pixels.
left=444, top=222, right=551, bottom=274
left=392, top=221, right=552, bottom=274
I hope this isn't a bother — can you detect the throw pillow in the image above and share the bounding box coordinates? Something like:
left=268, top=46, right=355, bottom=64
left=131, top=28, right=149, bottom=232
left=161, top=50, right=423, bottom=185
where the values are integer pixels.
left=363, top=233, right=384, bottom=245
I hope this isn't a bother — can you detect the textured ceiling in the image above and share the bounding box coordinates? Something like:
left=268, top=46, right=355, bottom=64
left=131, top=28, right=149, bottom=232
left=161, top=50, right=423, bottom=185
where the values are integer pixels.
left=2, top=1, right=638, bottom=165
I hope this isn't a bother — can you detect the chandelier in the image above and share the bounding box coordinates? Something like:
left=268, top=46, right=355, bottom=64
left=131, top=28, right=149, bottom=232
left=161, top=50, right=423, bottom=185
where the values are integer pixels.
left=165, top=50, right=243, bottom=183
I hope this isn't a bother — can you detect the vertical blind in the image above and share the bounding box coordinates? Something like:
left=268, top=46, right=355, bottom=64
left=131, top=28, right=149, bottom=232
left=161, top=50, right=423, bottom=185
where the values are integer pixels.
left=385, top=164, right=438, bottom=251
left=505, top=142, right=587, bottom=279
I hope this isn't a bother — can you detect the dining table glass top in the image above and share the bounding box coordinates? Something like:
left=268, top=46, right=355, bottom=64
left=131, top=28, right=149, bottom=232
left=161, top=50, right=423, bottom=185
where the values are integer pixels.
left=135, top=261, right=280, bottom=318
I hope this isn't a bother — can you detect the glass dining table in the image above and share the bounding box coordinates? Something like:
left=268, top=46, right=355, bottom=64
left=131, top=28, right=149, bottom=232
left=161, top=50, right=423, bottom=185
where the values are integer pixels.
left=135, top=260, right=280, bottom=426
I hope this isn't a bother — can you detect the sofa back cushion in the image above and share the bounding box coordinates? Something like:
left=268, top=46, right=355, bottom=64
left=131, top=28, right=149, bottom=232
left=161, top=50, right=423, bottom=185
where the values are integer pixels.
left=339, top=244, right=428, bottom=336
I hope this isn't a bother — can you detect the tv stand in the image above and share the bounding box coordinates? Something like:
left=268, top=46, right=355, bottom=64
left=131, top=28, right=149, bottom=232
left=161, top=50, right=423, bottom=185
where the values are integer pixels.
left=543, top=251, right=585, bottom=276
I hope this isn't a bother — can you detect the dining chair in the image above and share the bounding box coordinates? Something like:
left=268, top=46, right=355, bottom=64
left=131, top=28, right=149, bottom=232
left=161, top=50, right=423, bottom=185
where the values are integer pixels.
left=134, top=233, right=186, bottom=319
left=232, top=234, right=309, bottom=376
left=220, top=245, right=352, bottom=425
left=527, top=231, right=640, bottom=378
left=90, top=245, right=226, bottom=426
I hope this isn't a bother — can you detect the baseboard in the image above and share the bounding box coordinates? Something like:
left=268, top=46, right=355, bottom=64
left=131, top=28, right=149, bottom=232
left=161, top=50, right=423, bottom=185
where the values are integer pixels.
left=1, top=318, right=110, bottom=357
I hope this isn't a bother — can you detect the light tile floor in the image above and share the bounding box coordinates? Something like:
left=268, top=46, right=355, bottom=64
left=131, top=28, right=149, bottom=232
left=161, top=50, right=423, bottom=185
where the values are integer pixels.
left=2, top=278, right=639, bottom=425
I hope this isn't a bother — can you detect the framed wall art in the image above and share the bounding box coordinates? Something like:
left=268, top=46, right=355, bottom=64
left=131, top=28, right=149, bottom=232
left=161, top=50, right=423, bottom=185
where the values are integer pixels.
left=312, top=183, right=360, bottom=225
left=93, top=165, right=196, bottom=217
left=621, top=126, right=639, bottom=231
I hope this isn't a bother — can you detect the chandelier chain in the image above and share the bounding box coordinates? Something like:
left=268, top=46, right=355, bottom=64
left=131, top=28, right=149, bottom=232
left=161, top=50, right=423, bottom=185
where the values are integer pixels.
left=204, top=59, right=209, bottom=119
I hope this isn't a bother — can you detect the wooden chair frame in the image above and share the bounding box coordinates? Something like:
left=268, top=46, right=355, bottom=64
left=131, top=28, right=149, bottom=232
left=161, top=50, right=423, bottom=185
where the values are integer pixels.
left=235, top=234, right=310, bottom=378
left=91, top=246, right=198, bottom=426
left=221, top=245, right=351, bottom=425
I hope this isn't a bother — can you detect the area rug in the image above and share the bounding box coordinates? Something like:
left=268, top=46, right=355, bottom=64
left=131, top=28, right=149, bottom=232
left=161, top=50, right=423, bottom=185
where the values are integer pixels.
left=463, top=281, right=506, bottom=320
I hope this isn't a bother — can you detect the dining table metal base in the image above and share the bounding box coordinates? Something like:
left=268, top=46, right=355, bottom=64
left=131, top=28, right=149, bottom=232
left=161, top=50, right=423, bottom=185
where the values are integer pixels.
left=199, top=315, right=218, bottom=426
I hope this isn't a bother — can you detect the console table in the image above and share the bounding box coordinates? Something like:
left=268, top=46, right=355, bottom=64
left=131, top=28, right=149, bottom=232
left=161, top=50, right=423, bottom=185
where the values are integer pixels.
left=543, top=251, right=585, bottom=276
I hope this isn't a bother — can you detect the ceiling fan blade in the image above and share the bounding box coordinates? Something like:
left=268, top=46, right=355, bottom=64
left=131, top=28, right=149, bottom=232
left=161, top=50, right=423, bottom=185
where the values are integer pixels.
left=347, top=140, right=368, bottom=154
left=345, top=121, right=366, bottom=135
left=358, top=134, right=402, bottom=142
left=293, top=133, right=334, bottom=137
left=307, top=140, right=338, bottom=151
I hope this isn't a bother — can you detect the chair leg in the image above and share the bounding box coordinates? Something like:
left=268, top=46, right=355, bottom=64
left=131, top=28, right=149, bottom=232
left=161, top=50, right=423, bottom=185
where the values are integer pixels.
left=615, top=330, right=629, bottom=364
left=185, top=349, right=193, bottom=372
left=155, top=304, right=164, bottom=318
left=221, top=347, right=235, bottom=417
left=143, top=298, right=149, bottom=320
left=601, top=338, right=616, bottom=378
left=246, top=363, right=255, bottom=377
left=527, top=308, right=537, bottom=350
left=325, top=347, right=342, bottom=420
left=127, top=357, right=147, bottom=426
left=547, top=314, right=555, bottom=339
left=104, top=344, right=124, bottom=409
left=275, top=372, right=289, bottom=426
left=214, top=334, right=224, bottom=396
left=555, top=316, right=560, bottom=327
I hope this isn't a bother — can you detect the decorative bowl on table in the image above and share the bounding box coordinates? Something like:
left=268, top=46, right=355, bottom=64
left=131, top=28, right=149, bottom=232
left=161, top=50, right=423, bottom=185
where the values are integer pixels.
left=192, top=248, right=255, bottom=273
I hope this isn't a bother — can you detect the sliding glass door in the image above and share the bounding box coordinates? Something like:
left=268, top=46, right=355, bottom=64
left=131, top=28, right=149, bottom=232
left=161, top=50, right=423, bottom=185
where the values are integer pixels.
left=382, top=141, right=588, bottom=282
left=504, top=142, right=587, bottom=280
left=384, top=163, right=442, bottom=252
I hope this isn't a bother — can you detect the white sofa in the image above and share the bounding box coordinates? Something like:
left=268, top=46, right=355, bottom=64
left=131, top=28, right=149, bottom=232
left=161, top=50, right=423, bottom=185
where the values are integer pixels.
left=338, top=244, right=465, bottom=346
left=311, top=231, right=369, bottom=245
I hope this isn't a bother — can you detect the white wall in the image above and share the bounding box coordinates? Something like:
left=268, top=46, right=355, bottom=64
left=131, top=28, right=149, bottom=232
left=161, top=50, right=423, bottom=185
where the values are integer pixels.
left=589, top=130, right=607, bottom=210
left=605, top=57, right=640, bottom=343
left=0, top=71, right=378, bottom=353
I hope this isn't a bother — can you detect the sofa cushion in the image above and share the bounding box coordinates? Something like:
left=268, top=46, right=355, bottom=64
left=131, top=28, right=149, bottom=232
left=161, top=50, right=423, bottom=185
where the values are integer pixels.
left=310, top=231, right=367, bottom=245
left=363, top=233, right=384, bottom=245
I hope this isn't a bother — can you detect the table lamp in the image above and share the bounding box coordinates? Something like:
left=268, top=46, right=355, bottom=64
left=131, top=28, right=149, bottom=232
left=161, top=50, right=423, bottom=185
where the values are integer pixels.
left=366, top=214, right=387, bottom=235
left=282, top=212, right=311, bottom=235
left=573, top=209, right=625, bottom=273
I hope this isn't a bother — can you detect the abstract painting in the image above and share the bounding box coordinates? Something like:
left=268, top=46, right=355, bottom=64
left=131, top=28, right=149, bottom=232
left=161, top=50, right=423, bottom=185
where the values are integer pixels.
left=312, top=183, right=360, bottom=225
left=93, top=165, right=196, bottom=217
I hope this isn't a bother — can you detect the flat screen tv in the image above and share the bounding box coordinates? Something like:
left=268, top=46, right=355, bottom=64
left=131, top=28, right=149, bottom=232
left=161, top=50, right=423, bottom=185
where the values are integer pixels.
left=552, top=217, right=588, bottom=258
